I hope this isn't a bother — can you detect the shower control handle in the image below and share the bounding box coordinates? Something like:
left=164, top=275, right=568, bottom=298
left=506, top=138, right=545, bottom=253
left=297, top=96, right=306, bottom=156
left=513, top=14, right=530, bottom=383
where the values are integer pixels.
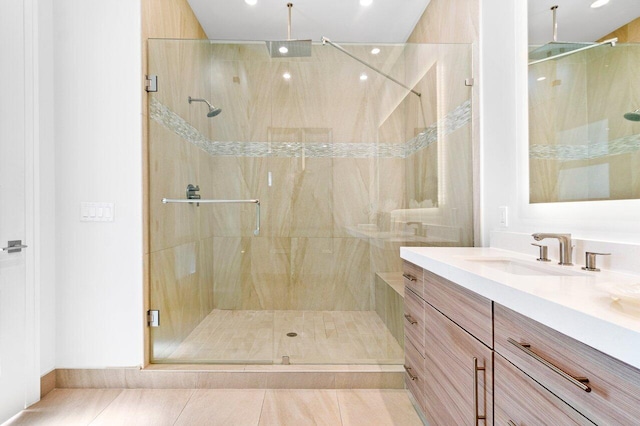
left=186, top=184, right=200, bottom=200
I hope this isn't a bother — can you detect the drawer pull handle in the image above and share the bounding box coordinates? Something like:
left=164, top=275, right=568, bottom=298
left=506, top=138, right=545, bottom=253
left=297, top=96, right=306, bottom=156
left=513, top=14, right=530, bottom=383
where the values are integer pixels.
left=404, top=314, right=418, bottom=325
left=402, top=273, right=417, bottom=282
left=473, top=357, right=487, bottom=425
left=507, top=338, right=591, bottom=393
left=507, top=421, right=517, bottom=426
left=404, top=365, right=418, bottom=381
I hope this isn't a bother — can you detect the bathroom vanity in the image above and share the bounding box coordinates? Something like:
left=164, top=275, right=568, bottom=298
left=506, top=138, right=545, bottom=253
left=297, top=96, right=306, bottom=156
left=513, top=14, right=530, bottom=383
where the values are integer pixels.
left=400, top=247, right=640, bottom=425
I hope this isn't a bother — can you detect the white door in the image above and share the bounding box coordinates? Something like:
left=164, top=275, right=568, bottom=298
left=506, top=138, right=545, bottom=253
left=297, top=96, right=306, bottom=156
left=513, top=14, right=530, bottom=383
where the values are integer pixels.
left=0, top=0, right=35, bottom=422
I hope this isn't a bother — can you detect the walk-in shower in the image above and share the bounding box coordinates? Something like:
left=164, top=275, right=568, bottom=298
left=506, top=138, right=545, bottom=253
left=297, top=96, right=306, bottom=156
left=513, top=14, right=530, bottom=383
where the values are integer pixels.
left=147, top=38, right=473, bottom=365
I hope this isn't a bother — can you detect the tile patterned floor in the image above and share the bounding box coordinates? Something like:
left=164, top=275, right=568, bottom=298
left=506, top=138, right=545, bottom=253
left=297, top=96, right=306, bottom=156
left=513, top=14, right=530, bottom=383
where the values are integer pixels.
left=165, top=310, right=404, bottom=365
left=6, top=389, right=424, bottom=425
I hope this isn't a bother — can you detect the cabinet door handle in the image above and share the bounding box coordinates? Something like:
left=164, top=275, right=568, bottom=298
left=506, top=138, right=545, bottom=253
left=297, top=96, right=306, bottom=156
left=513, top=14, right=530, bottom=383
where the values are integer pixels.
left=403, top=365, right=418, bottom=381
left=404, top=314, right=417, bottom=325
left=473, top=357, right=487, bottom=425
left=402, top=273, right=417, bottom=282
left=507, top=421, right=517, bottom=426
left=507, top=338, right=591, bottom=393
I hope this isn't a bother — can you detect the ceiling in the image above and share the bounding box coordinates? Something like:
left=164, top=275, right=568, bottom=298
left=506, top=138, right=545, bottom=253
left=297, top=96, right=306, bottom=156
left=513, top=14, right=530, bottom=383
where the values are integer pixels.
left=529, top=0, right=640, bottom=45
left=187, top=0, right=639, bottom=46
left=187, top=0, right=432, bottom=43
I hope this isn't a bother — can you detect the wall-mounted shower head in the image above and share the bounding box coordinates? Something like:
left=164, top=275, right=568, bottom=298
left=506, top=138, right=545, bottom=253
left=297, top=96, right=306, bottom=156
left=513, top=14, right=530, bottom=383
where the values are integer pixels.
left=188, top=96, right=222, bottom=118
left=624, top=109, right=640, bottom=122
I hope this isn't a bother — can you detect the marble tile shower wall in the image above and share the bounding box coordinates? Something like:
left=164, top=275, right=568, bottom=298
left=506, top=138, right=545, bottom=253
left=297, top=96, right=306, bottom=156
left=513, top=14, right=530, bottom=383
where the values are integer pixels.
left=147, top=40, right=471, bottom=359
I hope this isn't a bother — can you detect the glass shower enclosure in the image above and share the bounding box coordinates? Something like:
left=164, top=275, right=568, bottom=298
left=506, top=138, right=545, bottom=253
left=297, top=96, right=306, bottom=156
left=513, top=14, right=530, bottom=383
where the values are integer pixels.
left=147, top=39, right=473, bottom=365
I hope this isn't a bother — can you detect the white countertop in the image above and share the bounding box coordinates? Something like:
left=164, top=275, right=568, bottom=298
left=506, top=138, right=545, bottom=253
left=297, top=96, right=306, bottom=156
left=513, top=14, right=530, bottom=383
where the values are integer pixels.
left=400, top=247, right=640, bottom=370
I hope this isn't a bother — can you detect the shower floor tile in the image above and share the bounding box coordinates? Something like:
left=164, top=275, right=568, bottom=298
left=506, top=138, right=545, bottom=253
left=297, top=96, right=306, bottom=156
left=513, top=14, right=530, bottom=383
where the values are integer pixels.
left=166, top=310, right=404, bottom=364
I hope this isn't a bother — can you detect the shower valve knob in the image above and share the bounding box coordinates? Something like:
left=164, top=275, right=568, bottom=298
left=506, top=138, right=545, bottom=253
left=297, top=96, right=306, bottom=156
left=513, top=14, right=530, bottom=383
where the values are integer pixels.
left=186, top=184, right=201, bottom=200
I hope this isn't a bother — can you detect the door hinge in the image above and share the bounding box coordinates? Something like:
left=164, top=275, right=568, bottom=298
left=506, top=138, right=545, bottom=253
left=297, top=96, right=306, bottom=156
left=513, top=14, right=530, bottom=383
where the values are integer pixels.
left=465, top=78, right=474, bottom=87
left=145, top=75, right=158, bottom=92
left=147, top=310, right=160, bottom=327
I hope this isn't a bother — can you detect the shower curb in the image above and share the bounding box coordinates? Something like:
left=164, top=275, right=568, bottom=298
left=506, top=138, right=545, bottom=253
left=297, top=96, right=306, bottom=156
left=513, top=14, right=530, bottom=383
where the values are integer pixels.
left=50, top=366, right=405, bottom=390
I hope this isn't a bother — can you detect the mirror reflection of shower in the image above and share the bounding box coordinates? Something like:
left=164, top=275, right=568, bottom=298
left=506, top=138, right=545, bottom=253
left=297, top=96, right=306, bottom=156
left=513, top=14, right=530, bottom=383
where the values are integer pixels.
left=624, top=109, right=640, bottom=122
left=188, top=96, right=222, bottom=117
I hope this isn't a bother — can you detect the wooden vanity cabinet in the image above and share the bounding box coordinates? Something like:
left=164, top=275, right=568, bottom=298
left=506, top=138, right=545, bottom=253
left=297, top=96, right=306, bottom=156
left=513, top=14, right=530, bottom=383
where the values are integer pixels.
left=403, top=261, right=493, bottom=425
left=403, top=260, right=640, bottom=425
left=494, top=303, right=640, bottom=426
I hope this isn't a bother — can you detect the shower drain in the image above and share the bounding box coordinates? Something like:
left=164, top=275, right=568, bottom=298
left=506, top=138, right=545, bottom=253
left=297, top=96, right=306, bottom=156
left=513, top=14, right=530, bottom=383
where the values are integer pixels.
left=286, top=332, right=298, bottom=337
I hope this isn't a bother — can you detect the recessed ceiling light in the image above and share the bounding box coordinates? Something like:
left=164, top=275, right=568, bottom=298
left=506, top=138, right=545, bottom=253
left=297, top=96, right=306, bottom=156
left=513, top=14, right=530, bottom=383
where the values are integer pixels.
left=360, top=0, right=373, bottom=6
left=283, top=72, right=291, bottom=80
left=245, top=0, right=257, bottom=5
left=590, top=0, right=609, bottom=8
left=360, top=73, right=368, bottom=81
left=279, top=46, right=289, bottom=54
left=537, top=76, right=546, bottom=81
left=371, top=48, right=381, bottom=55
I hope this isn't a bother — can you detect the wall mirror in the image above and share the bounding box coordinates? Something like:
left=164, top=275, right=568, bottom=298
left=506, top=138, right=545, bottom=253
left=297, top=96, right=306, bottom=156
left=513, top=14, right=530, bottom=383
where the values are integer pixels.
left=528, top=0, right=640, bottom=203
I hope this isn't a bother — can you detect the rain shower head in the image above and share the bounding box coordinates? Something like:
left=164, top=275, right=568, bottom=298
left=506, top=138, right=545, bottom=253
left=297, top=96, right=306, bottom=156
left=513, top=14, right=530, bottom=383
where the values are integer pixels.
left=265, top=3, right=312, bottom=58
left=266, top=40, right=312, bottom=58
left=188, top=96, right=222, bottom=118
left=624, top=109, right=640, bottom=122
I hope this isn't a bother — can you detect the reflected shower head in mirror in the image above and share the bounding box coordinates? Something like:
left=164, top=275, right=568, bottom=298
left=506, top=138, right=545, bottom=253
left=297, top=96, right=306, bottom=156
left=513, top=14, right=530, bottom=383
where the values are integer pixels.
left=188, top=96, right=222, bottom=118
left=624, top=109, right=640, bottom=122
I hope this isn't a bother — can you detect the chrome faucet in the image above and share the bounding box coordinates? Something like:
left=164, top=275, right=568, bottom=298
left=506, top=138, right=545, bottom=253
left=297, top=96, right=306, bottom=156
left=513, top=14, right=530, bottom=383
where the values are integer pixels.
left=531, top=233, right=573, bottom=265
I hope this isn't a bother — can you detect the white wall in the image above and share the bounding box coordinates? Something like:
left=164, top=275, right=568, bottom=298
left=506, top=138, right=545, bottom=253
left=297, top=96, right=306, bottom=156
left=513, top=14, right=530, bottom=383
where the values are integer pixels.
left=479, top=0, right=640, bottom=246
left=38, top=0, right=56, bottom=377
left=53, top=0, right=143, bottom=367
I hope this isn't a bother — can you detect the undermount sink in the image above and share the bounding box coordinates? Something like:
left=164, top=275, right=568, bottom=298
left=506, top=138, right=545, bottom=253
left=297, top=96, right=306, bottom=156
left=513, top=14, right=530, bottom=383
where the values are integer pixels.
left=463, top=257, right=585, bottom=277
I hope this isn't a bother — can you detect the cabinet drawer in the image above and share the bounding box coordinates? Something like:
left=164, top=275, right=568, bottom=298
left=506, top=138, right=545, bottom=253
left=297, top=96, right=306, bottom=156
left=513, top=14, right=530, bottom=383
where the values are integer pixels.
left=423, top=269, right=493, bottom=347
left=404, top=338, right=426, bottom=413
left=423, top=302, right=493, bottom=426
left=402, top=261, right=424, bottom=299
left=495, top=303, right=640, bottom=425
left=403, top=288, right=425, bottom=350
left=494, top=353, right=592, bottom=426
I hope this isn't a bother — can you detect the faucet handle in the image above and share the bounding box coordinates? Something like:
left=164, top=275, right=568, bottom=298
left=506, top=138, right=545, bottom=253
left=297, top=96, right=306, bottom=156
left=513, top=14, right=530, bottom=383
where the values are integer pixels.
left=581, top=252, right=610, bottom=272
left=531, top=243, right=550, bottom=262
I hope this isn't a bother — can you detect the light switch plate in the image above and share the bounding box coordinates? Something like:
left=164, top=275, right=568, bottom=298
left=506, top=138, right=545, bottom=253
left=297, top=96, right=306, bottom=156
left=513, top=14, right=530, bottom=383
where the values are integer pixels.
left=499, top=206, right=508, bottom=227
left=81, top=202, right=114, bottom=222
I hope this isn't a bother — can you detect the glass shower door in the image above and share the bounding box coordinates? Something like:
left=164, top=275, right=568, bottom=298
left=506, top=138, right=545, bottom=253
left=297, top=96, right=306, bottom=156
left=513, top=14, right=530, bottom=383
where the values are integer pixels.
left=147, top=39, right=473, bottom=365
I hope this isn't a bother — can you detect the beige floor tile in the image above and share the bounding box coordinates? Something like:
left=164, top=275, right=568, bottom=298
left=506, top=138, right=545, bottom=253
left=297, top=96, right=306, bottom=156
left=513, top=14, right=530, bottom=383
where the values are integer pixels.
left=258, top=390, right=342, bottom=426
left=89, top=389, right=194, bottom=426
left=337, top=390, right=423, bottom=426
left=174, top=389, right=265, bottom=426
left=6, top=389, right=122, bottom=426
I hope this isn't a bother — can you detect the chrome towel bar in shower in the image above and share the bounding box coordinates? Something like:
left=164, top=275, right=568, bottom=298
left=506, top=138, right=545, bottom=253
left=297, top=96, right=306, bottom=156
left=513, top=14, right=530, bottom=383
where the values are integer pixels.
left=161, top=198, right=260, bottom=236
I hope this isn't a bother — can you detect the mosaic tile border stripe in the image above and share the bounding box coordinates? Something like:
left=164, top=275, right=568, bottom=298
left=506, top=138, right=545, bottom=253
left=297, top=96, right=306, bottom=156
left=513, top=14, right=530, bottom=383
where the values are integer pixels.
left=150, top=98, right=471, bottom=159
left=530, top=133, right=640, bottom=160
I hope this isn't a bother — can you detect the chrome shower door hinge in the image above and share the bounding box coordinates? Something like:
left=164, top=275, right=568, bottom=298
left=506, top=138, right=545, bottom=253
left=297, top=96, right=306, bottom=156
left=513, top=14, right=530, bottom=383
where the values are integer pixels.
left=465, top=78, right=474, bottom=87
left=147, top=310, right=160, bottom=327
left=145, top=75, right=158, bottom=92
